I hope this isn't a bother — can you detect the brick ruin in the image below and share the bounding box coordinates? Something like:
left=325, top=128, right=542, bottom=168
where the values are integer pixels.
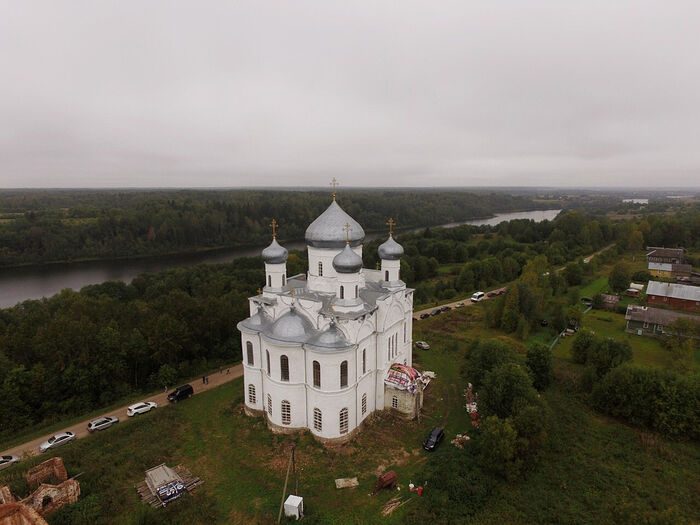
left=0, top=458, right=80, bottom=525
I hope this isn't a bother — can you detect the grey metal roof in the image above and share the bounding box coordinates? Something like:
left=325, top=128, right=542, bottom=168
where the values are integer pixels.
left=305, top=200, right=365, bottom=248
left=378, top=235, right=404, bottom=261
left=333, top=244, right=363, bottom=273
left=145, top=464, right=182, bottom=492
left=238, top=306, right=272, bottom=332
left=305, top=321, right=354, bottom=350
left=264, top=308, right=316, bottom=343
left=261, top=238, right=288, bottom=264
left=647, top=280, right=700, bottom=302
left=625, top=305, right=699, bottom=325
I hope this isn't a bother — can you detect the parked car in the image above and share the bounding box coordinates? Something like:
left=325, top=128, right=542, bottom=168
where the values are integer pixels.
left=440, top=305, right=451, bottom=312
left=423, top=427, right=445, bottom=451
left=0, top=455, right=20, bottom=471
left=487, top=291, right=497, bottom=298
left=39, top=432, right=76, bottom=453
left=455, top=302, right=465, bottom=308
left=419, top=313, right=430, bottom=319
left=431, top=309, right=441, bottom=316
left=497, top=288, right=507, bottom=295
left=540, top=319, right=549, bottom=327
left=168, top=384, right=194, bottom=403
left=415, top=341, right=430, bottom=350
left=87, top=416, right=119, bottom=433
left=471, top=291, right=485, bottom=302
left=127, top=401, right=158, bottom=417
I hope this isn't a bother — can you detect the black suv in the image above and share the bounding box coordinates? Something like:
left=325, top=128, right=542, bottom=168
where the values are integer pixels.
left=168, top=384, right=194, bottom=403
left=423, top=427, right=445, bottom=451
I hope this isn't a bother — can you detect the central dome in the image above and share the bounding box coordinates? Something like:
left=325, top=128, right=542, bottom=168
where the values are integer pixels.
left=265, top=308, right=315, bottom=343
left=305, top=201, right=365, bottom=249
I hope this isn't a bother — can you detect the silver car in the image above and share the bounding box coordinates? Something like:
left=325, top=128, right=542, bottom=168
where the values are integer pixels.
left=127, top=401, right=158, bottom=417
left=87, top=416, right=119, bottom=433
left=39, top=431, right=76, bottom=452
left=0, top=455, right=20, bottom=470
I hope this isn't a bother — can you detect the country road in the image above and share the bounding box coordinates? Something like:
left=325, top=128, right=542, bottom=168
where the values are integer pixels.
left=1, top=364, right=243, bottom=461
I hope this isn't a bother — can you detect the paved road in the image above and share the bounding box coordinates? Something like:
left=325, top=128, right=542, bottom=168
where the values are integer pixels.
left=1, top=364, right=243, bottom=460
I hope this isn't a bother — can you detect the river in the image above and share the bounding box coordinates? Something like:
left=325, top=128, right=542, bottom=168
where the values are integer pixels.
left=0, top=209, right=560, bottom=308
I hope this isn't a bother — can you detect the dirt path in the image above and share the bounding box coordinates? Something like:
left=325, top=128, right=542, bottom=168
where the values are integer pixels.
left=1, top=364, right=243, bottom=460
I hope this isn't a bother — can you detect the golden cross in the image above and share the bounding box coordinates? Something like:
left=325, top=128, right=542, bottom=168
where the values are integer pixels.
left=343, top=222, right=352, bottom=243
left=270, top=218, right=278, bottom=239
left=386, top=217, right=396, bottom=236
left=330, top=178, right=339, bottom=201
left=256, top=287, right=262, bottom=295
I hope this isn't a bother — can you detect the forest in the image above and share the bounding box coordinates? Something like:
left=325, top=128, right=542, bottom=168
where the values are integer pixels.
left=0, top=188, right=545, bottom=266
left=1, top=203, right=698, bottom=441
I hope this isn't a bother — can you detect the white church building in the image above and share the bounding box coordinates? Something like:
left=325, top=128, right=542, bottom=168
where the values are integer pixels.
left=237, top=195, right=422, bottom=442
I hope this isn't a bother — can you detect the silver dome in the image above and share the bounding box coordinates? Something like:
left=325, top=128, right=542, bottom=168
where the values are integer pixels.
left=305, top=201, right=365, bottom=248
left=378, top=235, right=404, bottom=260
left=333, top=244, right=363, bottom=274
left=265, top=308, right=315, bottom=343
left=262, top=238, right=288, bottom=264
left=305, top=322, right=353, bottom=350
left=238, top=306, right=271, bottom=333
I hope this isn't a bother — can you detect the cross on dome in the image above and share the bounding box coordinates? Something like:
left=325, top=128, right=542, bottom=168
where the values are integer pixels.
left=330, top=178, right=339, bottom=201
left=386, top=217, right=396, bottom=236
left=270, top=218, right=278, bottom=239
left=343, top=222, right=352, bottom=244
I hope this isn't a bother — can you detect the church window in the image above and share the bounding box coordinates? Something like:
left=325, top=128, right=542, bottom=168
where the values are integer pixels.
left=267, top=394, right=272, bottom=416
left=318, top=261, right=323, bottom=276
left=362, top=393, right=367, bottom=415
left=392, top=396, right=398, bottom=409
left=385, top=270, right=389, bottom=281
left=281, top=400, right=291, bottom=425
left=313, top=408, right=322, bottom=431
left=355, top=285, right=358, bottom=298
left=362, top=349, right=366, bottom=374
left=268, top=275, right=272, bottom=287
left=246, top=341, right=254, bottom=366
left=282, top=274, right=286, bottom=286
left=313, top=360, right=321, bottom=388
left=248, top=384, right=256, bottom=405
left=340, top=286, right=344, bottom=299
left=266, top=350, right=270, bottom=375
left=280, top=355, right=289, bottom=381
left=339, top=408, right=349, bottom=434
left=340, top=361, right=348, bottom=388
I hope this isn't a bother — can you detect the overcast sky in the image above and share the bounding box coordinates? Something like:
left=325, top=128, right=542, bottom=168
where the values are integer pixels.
left=1, top=1, right=699, bottom=189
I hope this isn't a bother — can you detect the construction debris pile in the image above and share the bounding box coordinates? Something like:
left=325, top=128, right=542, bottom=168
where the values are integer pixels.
left=136, top=464, right=203, bottom=508
left=451, top=433, right=471, bottom=449
left=465, top=383, right=480, bottom=428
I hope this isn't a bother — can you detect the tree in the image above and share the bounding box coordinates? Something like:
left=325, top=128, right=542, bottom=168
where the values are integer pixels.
left=156, top=364, right=178, bottom=390
left=586, top=338, right=632, bottom=379
left=571, top=329, right=596, bottom=364
left=465, top=339, right=518, bottom=388
left=526, top=343, right=553, bottom=390
left=563, top=261, right=584, bottom=286
left=478, top=416, right=519, bottom=480
left=480, top=363, right=538, bottom=419
left=500, top=286, right=520, bottom=332
left=609, top=262, right=631, bottom=293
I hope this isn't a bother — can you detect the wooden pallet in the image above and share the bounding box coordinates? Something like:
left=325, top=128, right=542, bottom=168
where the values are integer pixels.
left=135, top=465, right=204, bottom=508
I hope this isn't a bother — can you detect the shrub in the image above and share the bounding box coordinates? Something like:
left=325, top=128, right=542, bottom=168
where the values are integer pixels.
left=571, top=330, right=596, bottom=364
left=480, top=363, right=538, bottom=419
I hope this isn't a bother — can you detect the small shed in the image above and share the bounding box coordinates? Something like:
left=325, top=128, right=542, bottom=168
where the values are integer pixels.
left=284, top=495, right=304, bottom=520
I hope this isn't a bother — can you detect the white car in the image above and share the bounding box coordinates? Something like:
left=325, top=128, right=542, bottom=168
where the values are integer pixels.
left=471, top=291, right=485, bottom=302
left=415, top=341, right=430, bottom=350
left=127, top=401, right=158, bottom=417
left=39, top=432, right=76, bottom=453
left=0, top=455, right=20, bottom=470
left=87, top=416, right=120, bottom=432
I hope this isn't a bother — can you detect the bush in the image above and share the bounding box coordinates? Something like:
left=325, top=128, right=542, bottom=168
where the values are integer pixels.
left=478, top=416, right=520, bottom=480
left=592, top=366, right=700, bottom=439
left=480, top=363, right=538, bottom=419
left=571, top=330, right=596, bottom=364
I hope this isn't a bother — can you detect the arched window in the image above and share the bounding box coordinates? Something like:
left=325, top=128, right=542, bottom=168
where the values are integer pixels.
left=362, top=349, right=366, bottom=374
left=318, top=261, right=323, bottom=276
left=281, top=400, right=291, bottom=425
left=392, top=396, right=398, bottom=409
left=266, top=350, right=271, bottom=375
left=339, top=408, right=349, bottom=434
left=355, top=285, right=358, bottom=298
left=313, top=408, right=322, bottom=431
left=248, top=384, right=256, bottom=404
left=313, top=360, right=321, bottom=388
left=282, top=274, right=286, bottom=286
left=267, top=394, right=272, bottom=416
left=385, top=270, right=389, bottom=281
left=340, top=286, right=344, bottom=299
left=362, top=393, right=367, bottom=415
left=340, top=360, right=348, bottom=388
left=280, top=355, right=289, bottom=381
left=246, top=341, right=254, bottom=365
left=268, top=275, right=272, bottom=287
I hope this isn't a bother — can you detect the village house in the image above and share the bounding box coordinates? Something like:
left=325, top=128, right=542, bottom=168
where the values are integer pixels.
left=646, top=246, right=692, bottom=279
left=625, top=305, right=700, bottom=337
left=646, top=280, right=700, bottom=313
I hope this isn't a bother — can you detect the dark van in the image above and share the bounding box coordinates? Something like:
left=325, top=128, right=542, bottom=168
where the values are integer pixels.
left=168, top=384, right=194, bottom=403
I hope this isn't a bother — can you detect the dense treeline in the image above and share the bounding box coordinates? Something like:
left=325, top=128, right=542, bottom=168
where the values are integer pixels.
left=0, top=257, right=286, bottom=439
left=0, top=189, right=543, bottom=266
